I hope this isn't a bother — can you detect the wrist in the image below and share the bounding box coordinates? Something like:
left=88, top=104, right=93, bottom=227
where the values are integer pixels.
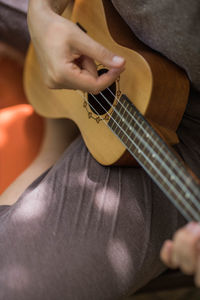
left=28, top=0, right=55, bottom=36
left=28, top=0, right=72, bottom=15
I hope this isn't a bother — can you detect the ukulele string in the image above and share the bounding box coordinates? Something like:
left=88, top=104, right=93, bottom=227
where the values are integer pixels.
left=105, top=87, right=200, bottom=198
left=95, top=90, right=200, bottom=217
left=79, top=89, right=200, bottom=220
left=100, top=87, right=200, bottom=206
left=77, top=90, right=200, bottom=221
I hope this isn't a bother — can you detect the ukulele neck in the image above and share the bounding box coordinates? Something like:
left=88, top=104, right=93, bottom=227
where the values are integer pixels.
left=108, top=94, right=200, bottom=221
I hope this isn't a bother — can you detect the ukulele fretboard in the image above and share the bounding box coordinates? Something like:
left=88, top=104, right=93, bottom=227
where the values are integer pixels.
left=108, top=94, right=200, bottom=221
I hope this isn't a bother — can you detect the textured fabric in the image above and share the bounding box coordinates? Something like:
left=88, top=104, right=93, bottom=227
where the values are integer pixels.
left=0, top=1, right=29, bottom=53
left=0, top=0, right=28, bottom=12
left=111, top=0, right=200, bottom=181
left=0, top=138, right=185, bottom=299
left=112, top=0, right=200, bottom=91
left=0, top=0, right=199, bottom=299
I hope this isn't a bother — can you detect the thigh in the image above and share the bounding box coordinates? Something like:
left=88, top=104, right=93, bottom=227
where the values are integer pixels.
left=0, top=137, right=185, bottom=300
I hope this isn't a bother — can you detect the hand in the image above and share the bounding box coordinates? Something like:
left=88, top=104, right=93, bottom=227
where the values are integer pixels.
left=27, top=1, right=125, bottom=94
left=160, top=222, right=200, bottom=287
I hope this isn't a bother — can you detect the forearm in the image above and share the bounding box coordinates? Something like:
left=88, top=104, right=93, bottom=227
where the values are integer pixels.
left=27, top=0, right=124, bottom=94
left=28, top=0, right=74, bottom=40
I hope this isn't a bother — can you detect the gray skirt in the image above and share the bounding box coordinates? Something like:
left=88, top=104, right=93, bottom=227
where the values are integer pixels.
left=0, top=134, right=187, bottom=300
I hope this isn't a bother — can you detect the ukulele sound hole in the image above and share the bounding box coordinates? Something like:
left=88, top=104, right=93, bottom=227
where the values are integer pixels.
left=88, top=69, right=116, bottom=115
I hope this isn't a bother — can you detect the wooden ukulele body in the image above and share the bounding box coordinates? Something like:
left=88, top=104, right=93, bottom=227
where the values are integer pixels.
left=24, top=0, right=189, bottom=166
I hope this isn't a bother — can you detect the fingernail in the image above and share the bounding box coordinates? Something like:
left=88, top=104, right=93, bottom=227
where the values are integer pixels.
left=186, top=222, right=200, bottom=235
left=112, top=56, right=125, bottom=65
left=186, top=222, right=197, bottom=229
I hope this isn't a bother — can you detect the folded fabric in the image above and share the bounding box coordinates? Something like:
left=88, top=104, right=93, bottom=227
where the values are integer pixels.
left=0, top=0, right=29, bottom=53
left=0, top=0, right=28, bottom=12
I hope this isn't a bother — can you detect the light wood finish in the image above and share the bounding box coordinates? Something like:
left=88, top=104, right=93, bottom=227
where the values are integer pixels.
left=24, top=0, right=189, bottom=166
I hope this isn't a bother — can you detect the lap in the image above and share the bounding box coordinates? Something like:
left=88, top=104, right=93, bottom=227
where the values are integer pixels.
left=0, top=137, right=185, bottom=300
left=0, top=1, right=199, bottom=298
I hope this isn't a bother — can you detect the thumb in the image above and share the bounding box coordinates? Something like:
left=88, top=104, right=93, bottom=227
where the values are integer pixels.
left=74, top=30, right=125, bottom=69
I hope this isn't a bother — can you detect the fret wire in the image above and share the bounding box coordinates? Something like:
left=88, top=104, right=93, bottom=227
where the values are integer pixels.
left=113, top=104, right=187, bottom=187
left=120, top=102, right=130, bottom=144
left=115, top=98, right=200, bottom=198
left=109, top=100, right=200, bottom=213
left=116, top=99, right=200, bottom=197
left=121, top=130, right=200, bottom=221
left=139, top=154, right=197, bottom=219
left=118, top=114, right=200, bottom=210
left=110, top=110, right=123, bottom=137
left=112, top=107, right=142, bottom=152
left=79, top=91, right=200, bottom=220
left=117, top=102, right=128, bottom=143
left=109, top=116, right=200, bottom=220
left=101, top=93, right=200, bottom=209
left=134, top=144, right=199, bottom=220
left=125, top=127, right=192, bottom=200
left=107, top=86, right=179, bottom=175
left=115, top=105, right=145, bottom=151
left=110, top=116, right=118, bottom=132
left=118, top=105, right=140, bottom=147
left=117, top=97, right=192, bottom=178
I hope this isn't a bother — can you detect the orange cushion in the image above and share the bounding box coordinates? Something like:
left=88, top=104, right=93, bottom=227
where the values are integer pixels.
left=0, top=56, right=27, bottom=109
left=0, top=55, right=44, bottom=194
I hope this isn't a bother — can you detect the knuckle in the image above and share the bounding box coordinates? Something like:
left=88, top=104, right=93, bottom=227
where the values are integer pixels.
left=97, top=45, right=112, bottom=60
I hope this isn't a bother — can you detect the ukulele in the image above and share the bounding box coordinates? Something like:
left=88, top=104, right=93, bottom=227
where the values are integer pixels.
left=24, top=0, right=200, bottom=221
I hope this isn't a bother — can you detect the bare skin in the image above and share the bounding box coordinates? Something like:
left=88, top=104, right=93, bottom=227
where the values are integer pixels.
left=0, top=1, right=125, bottom=204
left=28, top=0, right=125, bottom=94
left=160, top=222, right=200, bottom=287
left=29, top=0, right=200, bottom=286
